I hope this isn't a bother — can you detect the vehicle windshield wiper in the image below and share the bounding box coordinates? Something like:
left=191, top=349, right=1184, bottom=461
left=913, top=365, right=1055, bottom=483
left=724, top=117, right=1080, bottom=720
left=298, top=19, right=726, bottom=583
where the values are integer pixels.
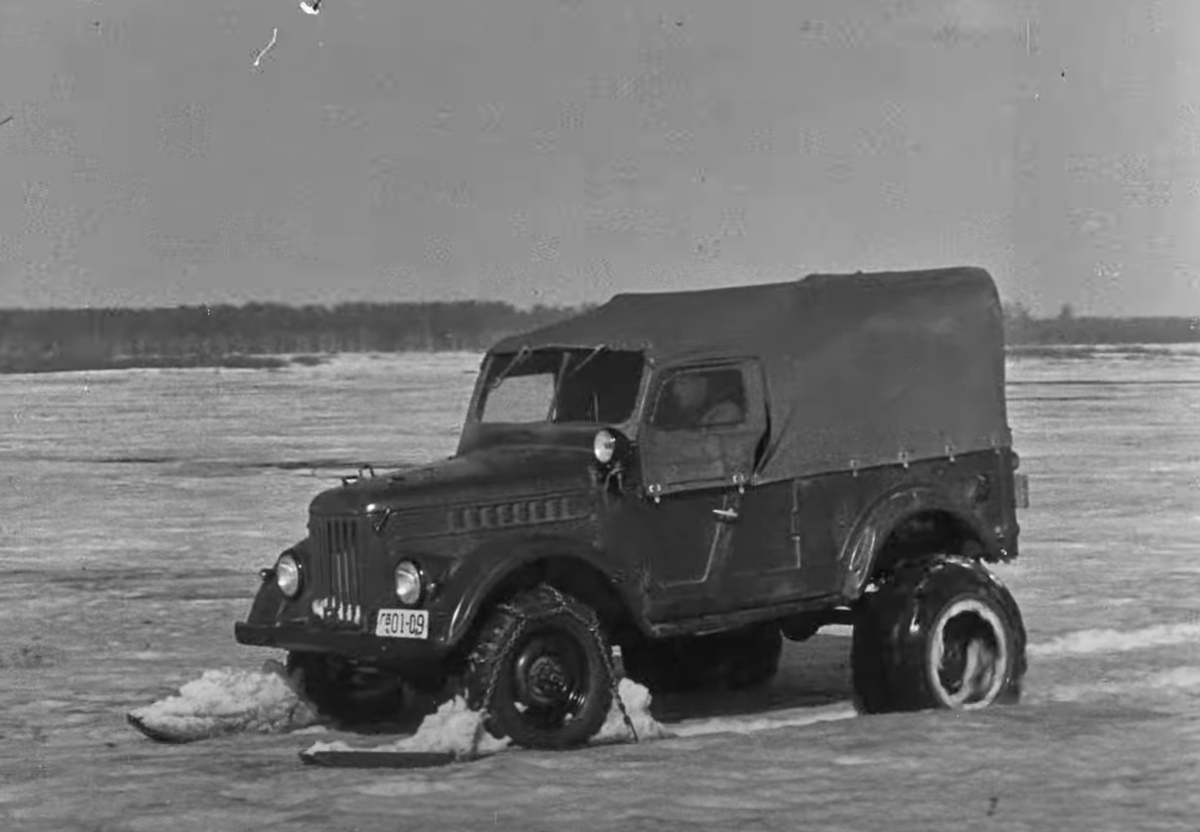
left=564, top=345, right=607, bottom=380
left=551, top=346, right=609, bottom=423
left=487, top=345, right=532, bottom=390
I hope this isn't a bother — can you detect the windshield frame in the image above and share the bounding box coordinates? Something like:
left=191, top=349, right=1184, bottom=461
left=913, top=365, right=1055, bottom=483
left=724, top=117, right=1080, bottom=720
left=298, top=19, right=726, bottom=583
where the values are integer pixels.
left=471, top=347, right=647, bottom=427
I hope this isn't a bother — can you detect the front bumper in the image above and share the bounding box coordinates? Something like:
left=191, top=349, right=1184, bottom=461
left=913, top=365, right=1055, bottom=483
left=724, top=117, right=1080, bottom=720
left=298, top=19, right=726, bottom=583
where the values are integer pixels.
left=234, top=621, right=452, bottom=667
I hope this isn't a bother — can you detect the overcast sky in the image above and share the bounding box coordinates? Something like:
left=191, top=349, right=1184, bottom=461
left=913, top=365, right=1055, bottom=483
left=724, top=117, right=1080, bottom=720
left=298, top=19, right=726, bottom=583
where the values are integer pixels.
left=1, top=0, right=1197, bottom=315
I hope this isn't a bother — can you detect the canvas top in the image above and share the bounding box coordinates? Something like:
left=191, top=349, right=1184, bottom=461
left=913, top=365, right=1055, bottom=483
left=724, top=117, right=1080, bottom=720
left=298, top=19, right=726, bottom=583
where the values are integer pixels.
left=489, top=266, right=1011, bottom=480
left=491, top=267, right=994, bottom=360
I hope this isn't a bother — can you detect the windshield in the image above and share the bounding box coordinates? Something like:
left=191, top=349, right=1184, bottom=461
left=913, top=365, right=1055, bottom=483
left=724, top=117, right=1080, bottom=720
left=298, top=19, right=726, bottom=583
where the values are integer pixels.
left=477, top=348, right=645, bottom=424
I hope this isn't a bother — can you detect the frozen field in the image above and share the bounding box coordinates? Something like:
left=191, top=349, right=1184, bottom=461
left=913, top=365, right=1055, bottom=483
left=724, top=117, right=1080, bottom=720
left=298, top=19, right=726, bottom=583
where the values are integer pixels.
left=1, top=348, right=1199, bottom=831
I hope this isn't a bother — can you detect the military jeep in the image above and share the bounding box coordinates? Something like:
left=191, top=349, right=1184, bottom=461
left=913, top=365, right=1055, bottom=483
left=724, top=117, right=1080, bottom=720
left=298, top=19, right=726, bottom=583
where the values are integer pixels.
left=235, top=266, right=1030, bottom=749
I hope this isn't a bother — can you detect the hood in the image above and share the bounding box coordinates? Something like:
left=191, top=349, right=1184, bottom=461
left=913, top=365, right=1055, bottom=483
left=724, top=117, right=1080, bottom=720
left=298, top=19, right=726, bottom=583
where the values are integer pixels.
left=308, top=424, right=602, bottom=516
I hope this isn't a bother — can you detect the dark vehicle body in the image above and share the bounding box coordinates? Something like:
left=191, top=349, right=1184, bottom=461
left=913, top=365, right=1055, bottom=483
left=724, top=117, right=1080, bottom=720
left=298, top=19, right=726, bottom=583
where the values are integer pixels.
left=236, top=266, right=1030, bottom=744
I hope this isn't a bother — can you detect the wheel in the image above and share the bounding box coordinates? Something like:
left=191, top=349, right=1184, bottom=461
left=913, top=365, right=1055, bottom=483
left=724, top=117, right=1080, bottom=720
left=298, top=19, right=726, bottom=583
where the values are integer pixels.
left=465, top=585, right=614, bottom=750
left=285, top=652, right=408, bottom=725
left=851, top=556, right=1027, bottom=714
left=621, top=624, right=783, bottom=693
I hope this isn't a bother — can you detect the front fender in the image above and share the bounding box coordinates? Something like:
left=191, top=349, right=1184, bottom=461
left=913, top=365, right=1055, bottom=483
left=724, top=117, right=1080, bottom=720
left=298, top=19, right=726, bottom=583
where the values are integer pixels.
left=241, top=539, right=312, bottom=625
left=442, top=535, right=639, bottom=647
left=837, top=485, right=996, bottom=601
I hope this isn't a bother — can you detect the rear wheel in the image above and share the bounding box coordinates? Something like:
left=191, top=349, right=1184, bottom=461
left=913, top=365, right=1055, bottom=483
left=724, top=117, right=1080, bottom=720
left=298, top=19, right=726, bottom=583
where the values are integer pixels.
left=465, top=585, right=614, bottom=750
left=851, top=556, right=1026, bottom=714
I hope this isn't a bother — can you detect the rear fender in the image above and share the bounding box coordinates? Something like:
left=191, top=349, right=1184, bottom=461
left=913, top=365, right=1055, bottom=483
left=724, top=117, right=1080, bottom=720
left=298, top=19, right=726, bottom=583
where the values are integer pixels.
left=838, top=485, right=996, bottom=601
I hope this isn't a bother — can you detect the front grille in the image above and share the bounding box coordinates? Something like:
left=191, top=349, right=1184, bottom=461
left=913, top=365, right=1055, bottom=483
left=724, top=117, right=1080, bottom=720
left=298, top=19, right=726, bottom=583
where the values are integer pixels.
left=311, top=516, right=364, bottom=626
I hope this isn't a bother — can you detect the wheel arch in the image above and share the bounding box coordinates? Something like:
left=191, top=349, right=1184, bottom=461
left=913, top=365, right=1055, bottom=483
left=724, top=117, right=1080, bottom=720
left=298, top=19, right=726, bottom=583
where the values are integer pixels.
left=838, top=485, right=998, bottom=601
left=445, top=539, right=642, bottom=651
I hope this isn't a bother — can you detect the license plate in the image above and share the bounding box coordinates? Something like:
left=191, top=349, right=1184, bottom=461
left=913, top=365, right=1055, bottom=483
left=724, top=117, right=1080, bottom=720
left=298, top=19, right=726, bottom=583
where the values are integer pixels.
left=1013, top=473, right=1030, bottom=509
left=374, top=609, right=428, bottom=639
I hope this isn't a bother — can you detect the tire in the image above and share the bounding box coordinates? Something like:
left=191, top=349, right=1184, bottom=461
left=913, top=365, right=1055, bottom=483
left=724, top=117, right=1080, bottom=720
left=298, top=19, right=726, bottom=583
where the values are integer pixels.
left=286, top=652, right=409, bottom=725
left=465, top=585, right=613, bottom=750
left=851, top=556, right=1027, bottom=714
left=622, top=624, right=783, bottom=693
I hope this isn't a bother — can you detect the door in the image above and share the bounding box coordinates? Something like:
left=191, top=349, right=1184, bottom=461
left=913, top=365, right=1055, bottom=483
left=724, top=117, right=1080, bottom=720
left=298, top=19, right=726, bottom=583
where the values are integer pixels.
left=636, top=360, right=767, bottom=620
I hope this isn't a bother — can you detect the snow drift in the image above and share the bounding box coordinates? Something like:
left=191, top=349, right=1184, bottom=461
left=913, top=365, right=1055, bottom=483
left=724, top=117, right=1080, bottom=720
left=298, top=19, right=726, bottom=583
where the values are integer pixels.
left=302, top=678, right=672, bottom=761
left=127, top=661, right=319, bottom=742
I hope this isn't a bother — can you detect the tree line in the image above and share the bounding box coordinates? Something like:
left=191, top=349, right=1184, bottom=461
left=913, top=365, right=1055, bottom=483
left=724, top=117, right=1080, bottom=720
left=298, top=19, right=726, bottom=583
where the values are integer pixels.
left=0, top=299, right=1195, bottom=373
left=0, top=301, right=583, bottom=373
left=1001, top=302, right=1199, bottom=347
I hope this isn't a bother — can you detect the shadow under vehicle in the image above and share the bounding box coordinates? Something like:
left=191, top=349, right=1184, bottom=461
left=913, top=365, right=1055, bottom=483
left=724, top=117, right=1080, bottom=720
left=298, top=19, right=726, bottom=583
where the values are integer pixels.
left=235, top=266, right=1031, bottom=749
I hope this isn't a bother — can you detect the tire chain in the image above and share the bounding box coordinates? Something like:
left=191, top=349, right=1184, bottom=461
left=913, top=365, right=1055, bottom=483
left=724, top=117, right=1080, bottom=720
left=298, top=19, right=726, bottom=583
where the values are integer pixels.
left=467, top=584, right=638, bottom=758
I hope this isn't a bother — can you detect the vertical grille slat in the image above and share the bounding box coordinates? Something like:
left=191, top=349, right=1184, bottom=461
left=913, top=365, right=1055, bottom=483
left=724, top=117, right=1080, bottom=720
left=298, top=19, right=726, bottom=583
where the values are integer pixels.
left=345, top=523, right=352, bottom=607
left=327, top=521, right=336, bottom=597
left=313, top=521, right=329, bottom=593
left=350, top=524, right=360, bottom=606
left=342, top=522, right=351, bottom=603
left=338, top=521, right=349, bottom=606
left=349, top=523, right=357, bottom=606
left=333, top=520, right=344, bottom=603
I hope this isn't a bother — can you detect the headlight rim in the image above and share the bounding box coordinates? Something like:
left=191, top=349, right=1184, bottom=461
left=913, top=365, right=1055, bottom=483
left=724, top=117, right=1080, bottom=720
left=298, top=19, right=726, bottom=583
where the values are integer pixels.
left=394, top=559, right=424, bottom=606
left=593, top=428, right=617, bottom=465
left=275, top=551, right=302, bottom=599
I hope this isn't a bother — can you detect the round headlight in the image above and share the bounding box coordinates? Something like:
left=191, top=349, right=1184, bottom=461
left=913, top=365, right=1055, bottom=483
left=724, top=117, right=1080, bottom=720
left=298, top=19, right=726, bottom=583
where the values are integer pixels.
left=394, top=560, right=422, bottom=605
left=593, top=429, right=617, bottom=464
left=275, top=553, right=301, bottom=599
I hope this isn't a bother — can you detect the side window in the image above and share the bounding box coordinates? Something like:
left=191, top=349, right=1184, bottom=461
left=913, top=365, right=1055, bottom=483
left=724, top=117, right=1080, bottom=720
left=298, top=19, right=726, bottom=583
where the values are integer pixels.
left=650, top=367, right=747, bottom=431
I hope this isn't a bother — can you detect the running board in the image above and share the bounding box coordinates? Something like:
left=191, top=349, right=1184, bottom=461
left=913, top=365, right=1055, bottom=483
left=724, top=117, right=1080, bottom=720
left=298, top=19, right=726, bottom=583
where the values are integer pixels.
left=648, top=595, right=847, bottom=639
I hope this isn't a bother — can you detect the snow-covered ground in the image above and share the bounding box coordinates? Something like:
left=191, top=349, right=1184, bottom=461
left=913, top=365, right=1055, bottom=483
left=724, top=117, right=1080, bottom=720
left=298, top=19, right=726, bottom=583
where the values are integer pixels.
left=1, top=349, right=1198, bottom=831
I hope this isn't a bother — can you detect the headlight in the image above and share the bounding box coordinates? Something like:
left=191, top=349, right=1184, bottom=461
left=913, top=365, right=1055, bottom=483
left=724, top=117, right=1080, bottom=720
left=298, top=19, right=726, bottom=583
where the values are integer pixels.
left=275, top=553, right=301, bottom=598
left=394, top=560, right=422, bottom=605
left=593, top=429, right=617, bottom=464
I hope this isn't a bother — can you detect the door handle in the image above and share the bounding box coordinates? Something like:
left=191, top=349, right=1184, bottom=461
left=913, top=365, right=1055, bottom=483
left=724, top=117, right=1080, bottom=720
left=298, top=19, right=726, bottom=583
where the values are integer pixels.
left=712, top=507, right=739, bottom=522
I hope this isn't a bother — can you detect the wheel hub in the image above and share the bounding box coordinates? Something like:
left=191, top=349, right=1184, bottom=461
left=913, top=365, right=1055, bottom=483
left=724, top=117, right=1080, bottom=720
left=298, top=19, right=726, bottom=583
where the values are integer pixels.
left=931, top=600, right=1007, bottom=708
left=529, top=656, right=568, bottom=699
left=515, top=643, right=576, bottom=709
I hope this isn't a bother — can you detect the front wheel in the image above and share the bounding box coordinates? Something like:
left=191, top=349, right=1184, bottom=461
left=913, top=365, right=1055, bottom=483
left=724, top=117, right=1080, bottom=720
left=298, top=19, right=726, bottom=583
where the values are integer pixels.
left=851, top=556, right=1027, bottom=714
left=465, top=585, right=614, bottom=750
